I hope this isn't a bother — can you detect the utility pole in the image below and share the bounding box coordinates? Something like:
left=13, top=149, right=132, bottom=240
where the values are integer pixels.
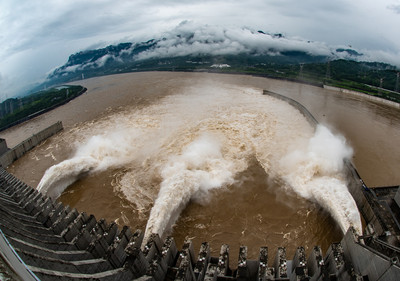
left=395, top=72, right=399, bottom=93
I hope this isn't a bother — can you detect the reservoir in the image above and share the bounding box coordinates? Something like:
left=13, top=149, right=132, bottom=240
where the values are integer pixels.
left=3, top=72, right=400, bottom=260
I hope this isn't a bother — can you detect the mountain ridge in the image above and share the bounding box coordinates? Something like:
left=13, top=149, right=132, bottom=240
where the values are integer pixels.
left=32, top=24, right=399, bottom=96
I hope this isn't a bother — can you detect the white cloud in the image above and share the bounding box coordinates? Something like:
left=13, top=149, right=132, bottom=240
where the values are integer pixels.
left=359, top=49, right=400, bottom=66
left=388, top=3, right=400, bottom=14
left=134, top=22, right=400, bottom=67
left=53, top=53, right=123, bottom=77
left=39, top=22, right=400, bottom=85
left=134, top=23, right=333, bottom=61
left=0, top=0, right=399, bottom=98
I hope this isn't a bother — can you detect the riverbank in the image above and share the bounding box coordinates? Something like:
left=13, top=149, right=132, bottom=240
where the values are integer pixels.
left=0, top=86, right=86, bottom=132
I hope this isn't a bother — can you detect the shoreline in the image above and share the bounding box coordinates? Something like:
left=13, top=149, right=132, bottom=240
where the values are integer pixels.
left=0, top=87, right=87, bottom=133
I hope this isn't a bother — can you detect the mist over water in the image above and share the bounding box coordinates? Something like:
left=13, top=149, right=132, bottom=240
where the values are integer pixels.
left=37, top=83, right=361, bottom=244
left=38, top=128, right=149, bottom=199
left=278, top=125, right=362, bottom=234
left=144, top=134, right=237, bottom=243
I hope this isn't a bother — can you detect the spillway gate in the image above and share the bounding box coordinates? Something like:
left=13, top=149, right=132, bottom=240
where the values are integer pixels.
left=1, top=168, right=400, bottom=280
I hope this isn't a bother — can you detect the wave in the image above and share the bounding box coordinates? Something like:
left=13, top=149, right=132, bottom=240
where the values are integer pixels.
left=36, top=83, right=362, bottom=245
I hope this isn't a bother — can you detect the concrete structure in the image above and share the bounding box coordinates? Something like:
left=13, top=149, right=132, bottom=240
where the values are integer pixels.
left=0, top=167, right=400, bottom=280
left=0, top=121, right=63, bottom=168
left=262, top=90, right=400, bottom=246
left=262, top=90, right=318, bottom=126
left=0, top=139, right=8, bottom=156
left=0, top=92, right=400, bottom=280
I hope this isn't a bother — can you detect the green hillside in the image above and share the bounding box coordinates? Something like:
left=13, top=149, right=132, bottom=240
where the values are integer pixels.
left=0, top=85, right=86, bottom=130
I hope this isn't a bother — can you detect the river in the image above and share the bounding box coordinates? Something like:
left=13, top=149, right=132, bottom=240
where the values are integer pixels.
left=3, top=72, right=400, bottom=261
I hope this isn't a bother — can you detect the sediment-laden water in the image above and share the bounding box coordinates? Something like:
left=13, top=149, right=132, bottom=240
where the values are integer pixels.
left=5, top=72, right=400, bottom=259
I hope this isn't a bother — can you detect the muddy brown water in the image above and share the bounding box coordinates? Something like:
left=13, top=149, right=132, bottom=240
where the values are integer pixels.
left=3, top=72, right=400, bottom=262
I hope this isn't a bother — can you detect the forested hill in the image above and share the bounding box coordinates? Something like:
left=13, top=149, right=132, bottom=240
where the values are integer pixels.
left=0, top=85, right=86, bottom=131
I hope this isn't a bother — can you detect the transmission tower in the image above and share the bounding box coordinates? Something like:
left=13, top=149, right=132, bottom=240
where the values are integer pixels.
left=378, top=78, right=384, bottom=96
left=325, top=61, right=331, bottom=84
left=299, top=63, right=304, bottom=80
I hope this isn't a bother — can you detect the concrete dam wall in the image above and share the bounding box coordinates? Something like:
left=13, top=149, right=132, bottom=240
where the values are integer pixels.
left=1, top=167, right=400, bottom=280
left=0, top=121, right=63, bottom=168
left=262, top=90, right=390, bottom=242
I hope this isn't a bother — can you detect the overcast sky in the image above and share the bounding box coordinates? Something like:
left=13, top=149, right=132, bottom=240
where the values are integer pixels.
left=1, top=0, right=400, bottom=99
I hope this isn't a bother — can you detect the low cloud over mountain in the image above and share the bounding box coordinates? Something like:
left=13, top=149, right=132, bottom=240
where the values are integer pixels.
left=49, top=22, right=380, bottom=82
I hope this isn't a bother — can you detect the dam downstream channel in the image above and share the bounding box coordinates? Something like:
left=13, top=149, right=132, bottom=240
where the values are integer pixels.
left=4, top=72, right=400, bottom=261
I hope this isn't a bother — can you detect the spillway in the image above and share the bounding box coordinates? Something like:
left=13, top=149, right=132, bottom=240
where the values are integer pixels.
left=2, top=73, right=400, bottom=280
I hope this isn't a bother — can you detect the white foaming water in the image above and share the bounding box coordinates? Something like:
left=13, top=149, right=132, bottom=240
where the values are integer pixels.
left=143, top=133, right=236, bottom=244
left=38, top=128, right=150, bottom=199
left=37, top=83, right=362, bottom=244
left=278, top=125, right=362, bottom=234
left=37, top=156, right=98, bottom=199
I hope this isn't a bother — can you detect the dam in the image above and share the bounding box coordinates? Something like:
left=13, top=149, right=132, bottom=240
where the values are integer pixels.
left=0, top=73, right=396, bottom=280
left=0, top=166, right=384, bottom=281
left=0, top=87, right=400, bottom=280
left=0, top=162, right=399, bottom=280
